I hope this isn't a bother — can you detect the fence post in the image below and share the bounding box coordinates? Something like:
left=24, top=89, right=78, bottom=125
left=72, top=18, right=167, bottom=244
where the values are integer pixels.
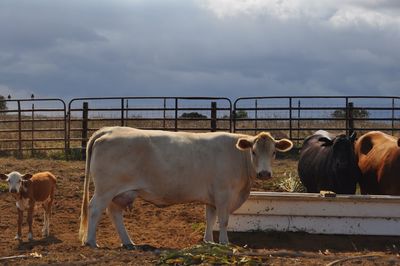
left=121, top=98, right=125, bottom=126
left=31, top=103, right=35, bottom=157
left=163, top=98, right=166, bottom=129
left=297, top=100, right=300, bottom=146
left=392, top=98, right=395, bottom=136
left=347, top=102, right=354, bottom=136
left=211, top=101, right=217, bottom=132
left=81, top=102, right=89, bottom=159
left=289, top=97, right=292, bottom=141
left=174, top=98, right=178, bottom=131
left=17, top=101, right=22, bottom=159
left=125, top=99, right=129, bottom=126
left=255, top=100, right=258, bottom=135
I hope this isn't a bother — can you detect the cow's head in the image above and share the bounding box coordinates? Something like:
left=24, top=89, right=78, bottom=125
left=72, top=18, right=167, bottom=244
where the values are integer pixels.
left=236, top=132, right=293, bottom=180
left=319, top=132, right=357, bottom=170
left=0, top=172, right=32, bottom=194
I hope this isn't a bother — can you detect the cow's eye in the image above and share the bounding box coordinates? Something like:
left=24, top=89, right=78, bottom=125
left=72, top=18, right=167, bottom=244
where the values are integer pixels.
left=252, top=150, right=256, bottom=156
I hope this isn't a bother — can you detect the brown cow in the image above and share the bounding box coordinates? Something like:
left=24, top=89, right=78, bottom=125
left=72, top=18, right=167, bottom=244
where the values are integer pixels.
left=355, top=131, right=400, bottom=195
left=0, top=171, right=56, bottom=240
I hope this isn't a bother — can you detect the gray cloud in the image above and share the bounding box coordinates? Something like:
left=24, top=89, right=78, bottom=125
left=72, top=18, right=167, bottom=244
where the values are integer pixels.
left=0, top=0, right=399, bottom=101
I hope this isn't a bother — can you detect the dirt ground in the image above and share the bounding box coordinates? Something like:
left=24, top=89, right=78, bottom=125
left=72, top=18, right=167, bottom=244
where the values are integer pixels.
left=0, top=157, right=400, bottom=265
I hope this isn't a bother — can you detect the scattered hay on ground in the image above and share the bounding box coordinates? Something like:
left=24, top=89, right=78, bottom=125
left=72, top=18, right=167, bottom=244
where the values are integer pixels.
left=157, top=243, right=266, bottom=265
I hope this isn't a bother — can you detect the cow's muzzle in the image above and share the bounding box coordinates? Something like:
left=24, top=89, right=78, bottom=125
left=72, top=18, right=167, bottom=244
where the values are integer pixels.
left=257, top=170, right=272, bottom=180
left=10, top=188, right=17, bottom=194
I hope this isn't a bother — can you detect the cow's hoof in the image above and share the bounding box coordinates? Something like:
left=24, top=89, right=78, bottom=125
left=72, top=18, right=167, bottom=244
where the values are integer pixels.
left=28, top=233, right=33, bottom=241
left=14, top=235, right=22, bottom=241
left=121, top=243, right=136, bottom=250
left=136, top=244, right=157, bottom=252
left=84, top=242, right=100, bottom=248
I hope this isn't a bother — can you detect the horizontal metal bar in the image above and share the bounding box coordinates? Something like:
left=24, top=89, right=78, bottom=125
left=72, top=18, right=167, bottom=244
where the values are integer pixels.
left=0, top=118, right=66, bottom=123
left=0, top=108, right=66, bottom=113
left=0, top=128, right=65, bottom=133
left=0, top=147, right=65, bottom=151
left=235, top=107, right=400, bottom=111
left=69, top=107, right=231, bottom=112
left=0, top=138, right=66, bottom=142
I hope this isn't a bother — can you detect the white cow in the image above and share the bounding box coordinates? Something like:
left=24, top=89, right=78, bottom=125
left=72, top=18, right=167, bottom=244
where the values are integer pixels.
left=79, top=127, right=293, bottom=249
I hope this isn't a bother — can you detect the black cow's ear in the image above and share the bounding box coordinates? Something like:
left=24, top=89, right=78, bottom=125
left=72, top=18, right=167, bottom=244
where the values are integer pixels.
left=0, top=174, right=7, bottom=181
left=22, top=174, right=33, bottom=180
left=350, top=131, right=357, bottom=142
left=318, top=137, right=333, bottom=146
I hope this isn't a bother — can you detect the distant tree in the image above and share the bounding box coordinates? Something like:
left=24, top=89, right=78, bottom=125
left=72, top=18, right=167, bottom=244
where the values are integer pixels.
left=331, top=108, right=369, bottom=118
left=234, top=110, right=248, bottom=119
left=0, top=95, right=7, bottom=111
left=180, top=112, right=207, bottom=119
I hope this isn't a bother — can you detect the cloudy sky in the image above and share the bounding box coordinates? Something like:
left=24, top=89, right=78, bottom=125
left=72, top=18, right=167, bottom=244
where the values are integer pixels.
left=0, top=0, right=399, bottom=100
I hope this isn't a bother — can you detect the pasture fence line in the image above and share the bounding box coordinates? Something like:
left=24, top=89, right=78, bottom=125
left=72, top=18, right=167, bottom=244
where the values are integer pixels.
left=0, top=96, right=399, bottom=159
left=233, top=96, right=400, bottom=145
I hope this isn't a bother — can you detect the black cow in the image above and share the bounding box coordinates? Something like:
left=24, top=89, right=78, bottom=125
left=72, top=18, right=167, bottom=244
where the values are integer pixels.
left=298, top=130, right=360, bottom=194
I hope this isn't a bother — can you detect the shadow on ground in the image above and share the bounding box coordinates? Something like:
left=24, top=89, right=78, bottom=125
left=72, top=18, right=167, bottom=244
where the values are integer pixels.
left=225, top=231, right=400, bottom=252
left=17, top=235, right=62, bottom=250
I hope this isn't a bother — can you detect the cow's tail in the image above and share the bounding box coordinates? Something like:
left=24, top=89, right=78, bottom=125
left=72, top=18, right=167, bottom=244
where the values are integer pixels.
left=78, top=128, right=110, bottom=244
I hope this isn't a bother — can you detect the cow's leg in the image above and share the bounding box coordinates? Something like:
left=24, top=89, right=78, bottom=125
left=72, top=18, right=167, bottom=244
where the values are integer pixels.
left=204, top=204, right=216, bottom=243
left=15, top=209, right=23, bottom=240
left=45, top=185, right=55, bottom=237
left=27, top=202, right=35, bottom=241
left=42, top=201, right=51, bottom=237
left=216, top=203, right=230, bottom=244
left=86, top=193, right=112, bottom=248
left=107, top=201, right=135, bottom=249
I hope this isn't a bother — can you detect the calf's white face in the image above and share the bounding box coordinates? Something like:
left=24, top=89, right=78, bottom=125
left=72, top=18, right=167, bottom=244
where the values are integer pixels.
left=236, top=133, right=293, bottom=180
left=0, top=171, right=31, bottom=193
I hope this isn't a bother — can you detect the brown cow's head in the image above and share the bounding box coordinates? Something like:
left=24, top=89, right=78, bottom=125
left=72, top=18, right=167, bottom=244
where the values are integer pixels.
left=0, top=172, right=32, bottom=193
left=236, top=132, right=293, bottom=180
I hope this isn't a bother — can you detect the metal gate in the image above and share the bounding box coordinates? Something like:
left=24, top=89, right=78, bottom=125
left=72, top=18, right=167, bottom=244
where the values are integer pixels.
left=0, top=98, right=67, bottom=157
left=67, top=97, right=232, bottom=158
left=233, top=96, right=400, bottom=144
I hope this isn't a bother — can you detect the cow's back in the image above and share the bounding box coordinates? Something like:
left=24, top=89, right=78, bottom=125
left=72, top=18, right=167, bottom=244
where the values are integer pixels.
left=31, top=172, right=56, bottom=201
left=298, top=132, right=358, bottom=194
left=356, top=131, right=400, bottom=195
left=298, top=135, right=331, bottom=193
left=89, top=127, right=249, bottom=206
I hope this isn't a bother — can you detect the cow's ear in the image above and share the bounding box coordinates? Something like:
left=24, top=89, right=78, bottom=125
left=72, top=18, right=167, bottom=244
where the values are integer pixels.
left=350, top=131, right=357, bottom=142
left=236, top=138, right=253, bottom=150
left=0, top=174, right=8, bottom=181
left=275, top=139, right=293, bottom=152
left=318, top=137, right=333, bottom=146
left=22, top=174, right=33, bottom=180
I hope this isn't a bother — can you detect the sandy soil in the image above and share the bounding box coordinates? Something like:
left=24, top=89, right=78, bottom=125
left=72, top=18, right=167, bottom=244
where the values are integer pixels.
left=0, top=157, right=399, bottom=265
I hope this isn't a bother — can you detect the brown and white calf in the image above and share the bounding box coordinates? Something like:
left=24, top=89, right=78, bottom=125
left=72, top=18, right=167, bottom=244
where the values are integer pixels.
left=0, top=171, right=56, bottom=241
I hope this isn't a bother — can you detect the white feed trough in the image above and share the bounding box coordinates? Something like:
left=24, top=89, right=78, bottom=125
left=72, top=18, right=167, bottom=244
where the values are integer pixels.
left=216, top=192, right=400, bottom=236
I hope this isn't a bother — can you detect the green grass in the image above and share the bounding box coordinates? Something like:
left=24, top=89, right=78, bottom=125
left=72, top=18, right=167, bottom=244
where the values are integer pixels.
left=157, top=243, right=266, bottom=265
left=0, top=182, right=8, bottom=193
left=191, top=222, right=206, bottom=233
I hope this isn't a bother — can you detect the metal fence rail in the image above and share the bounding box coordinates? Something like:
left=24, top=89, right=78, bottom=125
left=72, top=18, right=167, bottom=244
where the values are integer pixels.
left=67, top=97, right=232, bottom=158
left=233, top=96, right=400, bottom=145
left=0, top=95, right=398, bottom=158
